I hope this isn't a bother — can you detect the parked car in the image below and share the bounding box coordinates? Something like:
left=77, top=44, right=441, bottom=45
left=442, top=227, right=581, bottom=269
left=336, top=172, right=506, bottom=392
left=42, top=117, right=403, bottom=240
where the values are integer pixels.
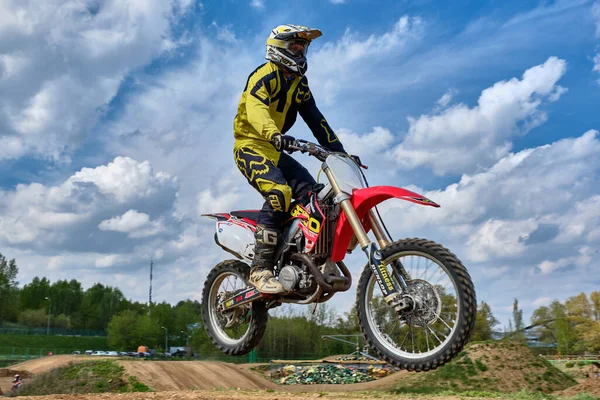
left=71, top=351, right=81, bottom=355
left=106, top=351, right=119, bottom=357
left=84, top=350, right=93, bottom=355
left=91, top=351, right=107, bottom=356
left=119, top=352, right=129, bottom=356
left=171, top=349, right=187, bottom=358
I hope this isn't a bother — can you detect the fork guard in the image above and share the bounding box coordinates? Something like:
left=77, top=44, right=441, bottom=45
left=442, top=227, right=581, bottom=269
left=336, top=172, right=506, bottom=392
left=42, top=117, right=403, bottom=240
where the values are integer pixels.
left=330, top=186, right=440, bottom=262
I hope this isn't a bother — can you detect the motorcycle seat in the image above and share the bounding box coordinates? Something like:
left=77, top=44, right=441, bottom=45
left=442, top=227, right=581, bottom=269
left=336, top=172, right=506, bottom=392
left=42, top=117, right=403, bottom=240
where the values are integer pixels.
left=230, top=210, right=260, bottom=221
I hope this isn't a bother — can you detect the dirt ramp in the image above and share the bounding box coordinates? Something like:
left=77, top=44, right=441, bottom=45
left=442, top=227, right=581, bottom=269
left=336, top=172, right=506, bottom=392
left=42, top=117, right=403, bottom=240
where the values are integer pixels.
left=2, top=355, right=114, bottom=375
left=119, top=361, right=277, bottom=391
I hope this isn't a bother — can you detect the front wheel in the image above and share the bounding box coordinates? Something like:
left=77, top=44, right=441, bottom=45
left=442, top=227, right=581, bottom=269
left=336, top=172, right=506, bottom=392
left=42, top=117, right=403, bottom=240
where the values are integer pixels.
left=356, top=238, right=476, bottom=371
left=201, top=260, right=268, bottom=356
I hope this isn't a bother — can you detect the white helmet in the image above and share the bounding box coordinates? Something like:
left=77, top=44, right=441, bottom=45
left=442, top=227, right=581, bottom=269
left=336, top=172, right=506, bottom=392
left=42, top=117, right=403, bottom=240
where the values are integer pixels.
left=266, top=24, right=322, bottom=76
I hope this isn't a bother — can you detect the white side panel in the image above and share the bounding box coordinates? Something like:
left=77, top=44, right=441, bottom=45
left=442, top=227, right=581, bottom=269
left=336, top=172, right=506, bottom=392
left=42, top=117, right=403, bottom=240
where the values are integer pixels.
left=216, top=221, right=255, bottom=261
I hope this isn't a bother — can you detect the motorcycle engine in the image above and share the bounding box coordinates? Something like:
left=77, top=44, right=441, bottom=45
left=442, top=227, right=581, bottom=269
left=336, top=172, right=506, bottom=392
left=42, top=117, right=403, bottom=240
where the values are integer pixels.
left=279, top=264, right=314, bottom=292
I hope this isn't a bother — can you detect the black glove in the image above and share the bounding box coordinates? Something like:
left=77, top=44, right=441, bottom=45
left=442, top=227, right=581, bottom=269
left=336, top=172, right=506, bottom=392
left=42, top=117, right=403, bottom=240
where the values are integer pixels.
left=272, top=134, right=296, bottom=152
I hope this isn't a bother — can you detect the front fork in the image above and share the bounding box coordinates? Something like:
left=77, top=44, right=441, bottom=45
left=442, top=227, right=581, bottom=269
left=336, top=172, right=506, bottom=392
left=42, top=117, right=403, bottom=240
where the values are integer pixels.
left=323, top=169, right=412, bottom=312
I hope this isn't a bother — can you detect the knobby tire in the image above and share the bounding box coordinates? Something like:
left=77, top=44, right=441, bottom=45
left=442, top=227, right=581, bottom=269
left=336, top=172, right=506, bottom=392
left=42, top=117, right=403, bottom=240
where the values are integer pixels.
left=201, top=259, right=268, bottom=356
left=356, top=238, right=477, bottom=371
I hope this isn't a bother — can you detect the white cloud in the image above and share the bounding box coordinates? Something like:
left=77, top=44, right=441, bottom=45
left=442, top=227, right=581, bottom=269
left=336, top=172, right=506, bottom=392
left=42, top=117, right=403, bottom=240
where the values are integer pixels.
left=314, top=16, right=422, bottom=69
left=337, top=127, right=395, bottom=156
left=309, top=16, right=423, bottom=103
left=330, top=0, right=346, bottom=4
left=250, top=0, right=265, bottom=8
left=211, top=22, right=237, bottom=43
left=436, top=89, right=456, bottom=108
left=0, top=157, right=179, bottom=249
left=0, top=0, right=193, bottom=161
left=532, top=297, right=552, bottom=307
left=373, top=129, right=599, bottom=312
left=99, top=210, right=151, bottom=233
left=537, top=246, right=596, bottom=275
left=393, top=57, right=567, bottom=175
left=99, top=210, right=164, bottom=238
left=69, top=157, right=177, bottom=204
left=465, top=218, right=538, bottom=262
left=0, top=54, right=29, bottom=80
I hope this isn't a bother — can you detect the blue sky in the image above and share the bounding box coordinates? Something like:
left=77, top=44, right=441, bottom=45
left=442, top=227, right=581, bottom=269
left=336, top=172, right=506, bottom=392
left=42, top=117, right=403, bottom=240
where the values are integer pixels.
left=0, top=0, right=599, bottom=329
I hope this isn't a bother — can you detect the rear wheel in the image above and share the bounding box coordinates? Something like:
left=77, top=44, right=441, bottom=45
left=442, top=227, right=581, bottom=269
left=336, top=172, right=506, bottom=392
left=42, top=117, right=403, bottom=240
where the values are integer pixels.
left=356, top=238, right=476, bottom=371
left=201, top=259, right=268, bottom=356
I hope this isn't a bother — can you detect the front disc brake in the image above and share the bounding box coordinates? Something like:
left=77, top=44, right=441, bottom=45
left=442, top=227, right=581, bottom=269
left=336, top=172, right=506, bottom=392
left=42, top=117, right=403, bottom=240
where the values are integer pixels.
left=404, top=279, right=442, bottom=326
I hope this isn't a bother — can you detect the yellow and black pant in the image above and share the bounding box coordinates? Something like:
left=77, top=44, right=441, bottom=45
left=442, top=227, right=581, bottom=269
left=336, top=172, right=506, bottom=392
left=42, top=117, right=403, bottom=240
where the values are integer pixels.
left=234, top=146, right=316, bottom=230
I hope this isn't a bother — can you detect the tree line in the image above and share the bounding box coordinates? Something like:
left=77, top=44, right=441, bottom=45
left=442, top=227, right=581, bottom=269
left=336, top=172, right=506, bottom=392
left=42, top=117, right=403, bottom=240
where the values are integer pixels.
left=527, top=292, right=600, bottom=355
left=2, top=252, right=509, bottom=357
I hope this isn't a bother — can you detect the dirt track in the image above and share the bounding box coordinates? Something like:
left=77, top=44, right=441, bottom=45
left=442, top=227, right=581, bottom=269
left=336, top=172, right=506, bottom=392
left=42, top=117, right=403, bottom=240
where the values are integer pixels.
left=0, top=355, right=115, bottom=394
left=0, top=390, right=497, bottom=400
left=1, top=354, right=594, bottom=398
left=1, top=355, right=412, bottom=393
left=120, top=360, right=277, bottom=391
left=122, top=360, right=413, bottom=392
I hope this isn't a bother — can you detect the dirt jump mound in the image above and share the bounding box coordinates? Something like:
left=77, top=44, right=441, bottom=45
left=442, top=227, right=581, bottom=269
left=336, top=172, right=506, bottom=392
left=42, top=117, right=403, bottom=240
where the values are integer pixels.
left=392, top=340, right=577, bottom=394
left=119, top=360, right=276, bottom=391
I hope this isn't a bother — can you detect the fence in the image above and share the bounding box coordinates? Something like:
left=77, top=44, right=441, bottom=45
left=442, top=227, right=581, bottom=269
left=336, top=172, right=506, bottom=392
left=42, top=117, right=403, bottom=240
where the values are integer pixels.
left=0, top=347, right=83, bottom=361
left=0, top=326, right=106, bottom=337
left=0, top=347, right=342, bottom=365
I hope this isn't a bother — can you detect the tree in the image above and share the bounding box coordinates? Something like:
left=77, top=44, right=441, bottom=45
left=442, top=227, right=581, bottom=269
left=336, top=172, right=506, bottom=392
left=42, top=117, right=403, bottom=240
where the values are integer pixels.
left=50, top=279, right=83, bottom=317
left=107, top=311, right=162, bottom=351
left=555, top=316, right=576, bottom=355
left=510, top=298, right=525, bottom=340
left=590, top=291, right=600, bottom=321
left=18, top=309, right=48, bottom=327
left=19, top=277, right=51, bottom=311
left=471, top=301, right=499, bottom=341
left=335, top=303, right=359, bottom=333
left=135, top=315, right=162, bottom=350
left=0, top=253, right=19, bottom=322
left=174, top=300, right=200, bottom=333
left=151, top=302, right=175, bottom=334
left=79, top=283, right=126, bottom=330
left=53, top=314, right=72, bottom=330
left=582, top=321, right=600, bottom=352
left=530, top=305, right=554, bottom=343
left=565, top=292, right=592, bottom=322
left=545, top=300, right=577, bottom=355
left=107, top=310, right=139, bottom=351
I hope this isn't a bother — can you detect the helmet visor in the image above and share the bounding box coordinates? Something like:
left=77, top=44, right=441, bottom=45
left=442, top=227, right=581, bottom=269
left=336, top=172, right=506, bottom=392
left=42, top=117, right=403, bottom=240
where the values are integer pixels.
left=287, top=40, right=308, bottom=57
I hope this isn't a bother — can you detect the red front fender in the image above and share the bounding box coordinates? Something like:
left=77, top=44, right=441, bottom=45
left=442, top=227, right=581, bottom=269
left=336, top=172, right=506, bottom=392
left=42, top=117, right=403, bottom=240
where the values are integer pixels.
left=330, top=186, right=439, bottom=262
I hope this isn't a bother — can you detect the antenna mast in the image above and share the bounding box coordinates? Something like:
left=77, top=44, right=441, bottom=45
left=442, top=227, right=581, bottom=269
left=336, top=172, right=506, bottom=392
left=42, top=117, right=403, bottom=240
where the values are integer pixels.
left=148, top=259, right=153, bottom=316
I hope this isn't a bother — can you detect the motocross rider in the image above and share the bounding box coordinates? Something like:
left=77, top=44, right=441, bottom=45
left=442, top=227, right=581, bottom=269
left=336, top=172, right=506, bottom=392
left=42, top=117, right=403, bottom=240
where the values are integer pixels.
left=233, top=24, right=358, bottom=294
left=12, top=374, right=22, bottom=389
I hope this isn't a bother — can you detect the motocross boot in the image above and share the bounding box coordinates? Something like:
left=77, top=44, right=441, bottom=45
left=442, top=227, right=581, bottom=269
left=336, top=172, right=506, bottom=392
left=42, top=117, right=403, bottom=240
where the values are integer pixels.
left=249, top=225, right=285, bottom=294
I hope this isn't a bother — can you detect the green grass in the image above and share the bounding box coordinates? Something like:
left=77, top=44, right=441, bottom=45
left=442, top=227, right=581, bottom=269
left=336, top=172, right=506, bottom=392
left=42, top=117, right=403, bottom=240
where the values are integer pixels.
left=476, top=358, right=489, bottom=372
left=16, top=360, right=152, bottom=396
left=0, top=360, right=20, bottom=368
left=391, top=341, right=578, bottom=396
left=0, top=334, right=108, bottom=353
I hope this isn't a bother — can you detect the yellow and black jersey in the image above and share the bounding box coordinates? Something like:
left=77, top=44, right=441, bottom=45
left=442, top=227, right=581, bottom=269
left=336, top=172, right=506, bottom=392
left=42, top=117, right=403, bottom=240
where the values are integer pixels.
left=233, top=61, right=345, bottom=159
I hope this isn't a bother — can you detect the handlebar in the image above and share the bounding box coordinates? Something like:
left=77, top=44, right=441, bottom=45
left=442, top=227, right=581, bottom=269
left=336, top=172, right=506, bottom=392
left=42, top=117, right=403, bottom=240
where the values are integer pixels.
left=284, top=139, right=368, bottom=169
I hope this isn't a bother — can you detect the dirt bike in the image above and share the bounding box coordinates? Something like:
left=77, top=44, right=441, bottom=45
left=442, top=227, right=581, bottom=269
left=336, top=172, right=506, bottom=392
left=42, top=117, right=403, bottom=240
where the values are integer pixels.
left=12, top=380, right=23, bottom=393
left=201, top=139, right=476, bottom=371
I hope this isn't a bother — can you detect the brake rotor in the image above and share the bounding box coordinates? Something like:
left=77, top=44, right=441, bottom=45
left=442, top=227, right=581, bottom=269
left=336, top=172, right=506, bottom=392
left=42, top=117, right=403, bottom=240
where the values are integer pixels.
left=404, top=279, right=441, bottom=326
